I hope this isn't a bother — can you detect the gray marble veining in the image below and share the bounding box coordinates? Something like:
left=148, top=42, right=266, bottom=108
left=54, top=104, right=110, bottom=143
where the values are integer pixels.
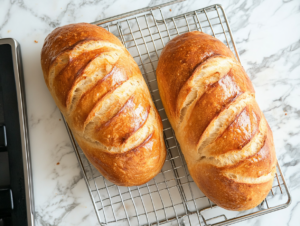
left=0, top=0, right=299, bottom=225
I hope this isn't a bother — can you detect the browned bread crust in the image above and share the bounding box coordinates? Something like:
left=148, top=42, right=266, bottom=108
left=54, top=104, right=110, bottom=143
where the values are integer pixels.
left=41, top=23, right=166, bottom=186
left=156, top=31, right=276, bottom=211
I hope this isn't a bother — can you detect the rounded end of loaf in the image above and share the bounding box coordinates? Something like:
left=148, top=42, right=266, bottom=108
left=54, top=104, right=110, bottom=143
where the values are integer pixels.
left=74, top=112, right=166, bottom=187
left=156, top=31, right=236, bottom=127
left=189, top=123, right=277, bottom=211
left=190, top=162, right=275, bottom=211
left=41, top=23, right=124, bottom=87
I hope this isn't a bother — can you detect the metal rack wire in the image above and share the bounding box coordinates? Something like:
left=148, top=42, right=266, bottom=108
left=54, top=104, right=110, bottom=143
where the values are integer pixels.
left=63, top=1, right=291, bottom=225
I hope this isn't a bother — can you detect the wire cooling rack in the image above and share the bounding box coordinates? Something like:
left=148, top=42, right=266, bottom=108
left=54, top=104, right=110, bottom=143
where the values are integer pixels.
left=63, top=1, right=291, bottom=225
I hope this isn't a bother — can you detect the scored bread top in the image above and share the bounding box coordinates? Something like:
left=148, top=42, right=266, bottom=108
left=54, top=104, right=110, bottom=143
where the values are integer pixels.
left=41, top=23, right=123, bottom=81
left=156, top=31, right=276, bottom=211
left=156, top=32, right=236, bottom=128
left=41, top=23, right=166, bottom=186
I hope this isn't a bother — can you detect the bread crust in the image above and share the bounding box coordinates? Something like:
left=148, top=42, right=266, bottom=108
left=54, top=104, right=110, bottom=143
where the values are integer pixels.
left=156, top=31, right=276, bottom=211
left=41, top=23, right=166, bottom=186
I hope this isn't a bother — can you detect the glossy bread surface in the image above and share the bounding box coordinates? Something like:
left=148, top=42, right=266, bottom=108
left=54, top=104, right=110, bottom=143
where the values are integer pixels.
left=41, top=23, right=166, bottom=186
left=156, top=31, right=276, bottom=211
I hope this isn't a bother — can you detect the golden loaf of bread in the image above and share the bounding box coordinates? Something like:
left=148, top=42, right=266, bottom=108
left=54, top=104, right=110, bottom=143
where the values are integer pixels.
left=41, top=23, right=166, bottom=186
left=156, top=31, right=276, bottom=211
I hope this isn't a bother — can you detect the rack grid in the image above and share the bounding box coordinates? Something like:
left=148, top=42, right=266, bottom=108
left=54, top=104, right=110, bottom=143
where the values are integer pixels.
left=63, top=1, right=291, bottom=225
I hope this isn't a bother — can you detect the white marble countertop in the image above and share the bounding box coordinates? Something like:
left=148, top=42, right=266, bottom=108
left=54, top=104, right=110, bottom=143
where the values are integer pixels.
left=1, top=0, right=300, bottom=225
